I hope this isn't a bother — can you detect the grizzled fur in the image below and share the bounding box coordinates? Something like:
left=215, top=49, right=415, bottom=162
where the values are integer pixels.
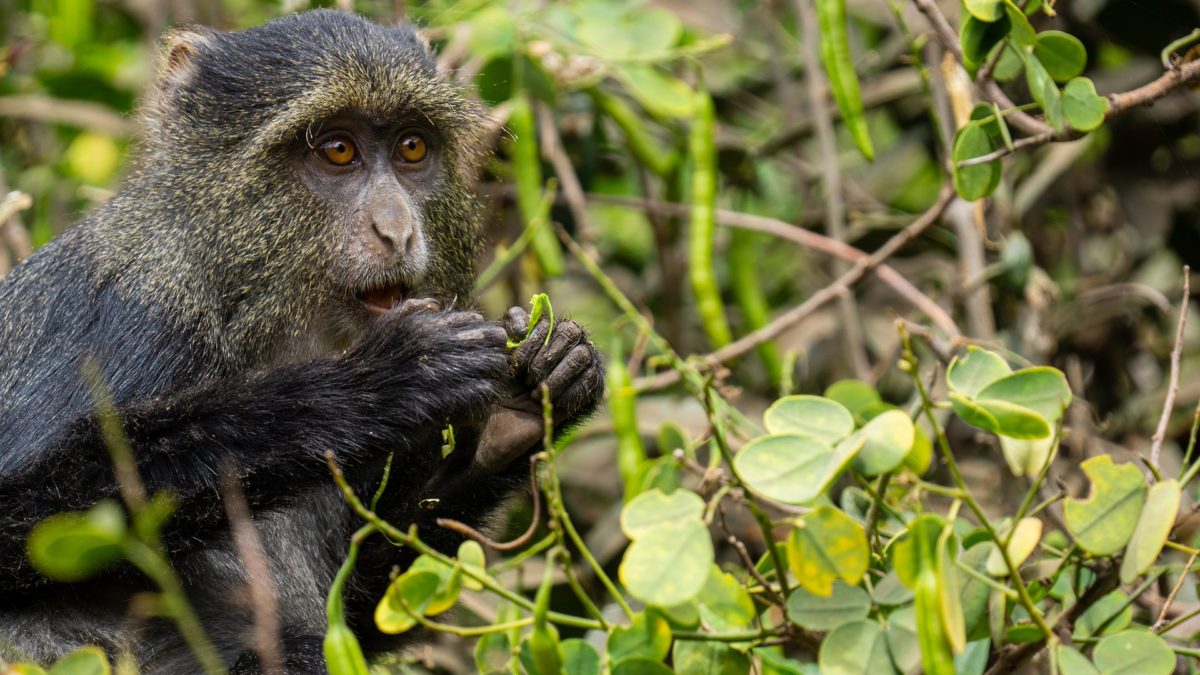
left=0, top=10, right=602, bottom=672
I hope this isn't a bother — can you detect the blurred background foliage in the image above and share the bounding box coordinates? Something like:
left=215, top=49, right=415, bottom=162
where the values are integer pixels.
left=1, top=0, right=1199, bottom=670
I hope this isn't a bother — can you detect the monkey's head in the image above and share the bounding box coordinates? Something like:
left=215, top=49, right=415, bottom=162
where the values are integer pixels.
left=131, top=10, right=488, bottom=358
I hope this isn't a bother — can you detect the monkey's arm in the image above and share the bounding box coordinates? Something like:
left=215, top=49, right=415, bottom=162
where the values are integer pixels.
left=0, top=306, right=509, bottom=588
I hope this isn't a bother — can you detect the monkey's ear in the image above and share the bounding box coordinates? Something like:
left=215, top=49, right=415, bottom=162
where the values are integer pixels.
left=157, top=26, right=213, bottom=91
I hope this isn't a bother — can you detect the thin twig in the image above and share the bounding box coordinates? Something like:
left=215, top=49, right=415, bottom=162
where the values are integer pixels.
left=219, top=466, right=283, bottom=675
left=639, top=186, right=955, bottom=390
left=0, top=94, right=138, bottom=136
left=1154, top=550, right=1199, bottom=631
left=1150, top=267, right=1191, bottom=470
left=437, top=455, right=542, bottom=552
left=535, top=102, right=598, bottom=248
left=589, top=192, right=960, bottom=337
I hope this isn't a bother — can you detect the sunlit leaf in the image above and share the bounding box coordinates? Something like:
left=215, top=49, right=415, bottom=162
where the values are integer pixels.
left=457, top=540, right=487, bottom=592
left=948, top=347, right=1012, bottom=397
left=616, top=64, right=696, bottom=120
left=672, top=641, right=751, bottom=675
left=1121, top=479, right=1181, bottom=583
left=620, top=488, right=705, bottom=538
left=375, top=569, right=439, bottom=634
left=698, top=566, right=756, bottom=631
left=787, top=507, right=869, bottom=596
left=27, top=501, right=126, bottom=583
left=608, top=611, right=673, bottom=664
left=764, top=395, right=855, bottom=443
left=824, top=379, right=882, bottom=423
left=49, top=646, right=110, bottom=675
left=985, top=517, right=1042, bottom=576
left=1092, top=631, right=1174, bottom=674
left=964, top=0, right=1004, bottom=22
left=1063, top=456, right=1146, bottom=555
left=735, top=433, right=835, bottom=504
left=1063, top=77, right=1108, bottom=132
left=788, top=581, right=871, bottom=631
left=620, top=520, right=713, bottom=606
left=819, top=620, right=898, bottom=675
left=852, top=409, right=915, bottom=476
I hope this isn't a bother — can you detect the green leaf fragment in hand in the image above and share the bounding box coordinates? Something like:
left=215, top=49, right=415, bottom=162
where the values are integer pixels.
left=507, top=292, right=554, bottom=348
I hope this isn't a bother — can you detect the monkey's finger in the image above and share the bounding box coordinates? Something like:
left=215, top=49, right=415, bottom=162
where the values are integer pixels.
left=552, top=360, right=605, bottom=424
left=532, top=343, right=592, bottom=402
left=512, top=312, right=553, bottom=376
left=528, top=320, right=584, bottom=384
left=396, top=297, right=442, bottom=316
left=503, top=306, right=530, bottom=341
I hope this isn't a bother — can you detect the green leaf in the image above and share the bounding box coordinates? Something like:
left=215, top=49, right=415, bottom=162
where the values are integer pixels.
left=466, top=7, right=516, bottom=62
left=672, top=641, right=752, bottom=675
left=852, top=409, right=915, bottom=476
left=608, top=611, right=673, bottom=663
left=27, top=501, right=126, bottom=582
left=964, top=0, right=1004, bottom=22
left=1092, top=631, right=1174, bottom=675
left=936, top=527, right=967, bottom=655
left=891, top=515, right=944, bottom=588
left=1003, top=0, right=1036, bottom=45
left=575, top=4, right=681, bottom=61
left=1073, top=591, right=1132, bottom=640
left=955, top=639, right=991, bottom=675
left=1062, top=77, right=1108, bottom=132
left=1063, top=456, right=1147, bottom=555
left=457, top=539, right=487, bottom=592
left=1023, top=52, right=1065, bottom=132
left=764, top=395, right=855, bottom=443
left=49, top=647, right=110, bottom=675
left=872, top=570, right=914, bottom=606
left=976, top=367, right=1072, bottom=426
left=698, top=566, right=757, bottom=630
left=1033, top=31, right=1087, bottom=82
left=993, top=43, right=1025, bottom=82
left=985, top=517, right=1043, bottom=576
left=323, top=623, right=369, bottom=675
left=620, top=488, right=705, bottom=538
left=960, top=15, right=1011, bottom=70
left=616, top=64, right=696, bottom=121
left=620, top=520, right=713, bottom=606
left=824, top=379, right=882, bottom=422
left=819, top=620, right=898, bottom=675
left=374, top=569, right=440, bottom=634
left=735, top=433, right=835, bottom=504
left=1121, top=479, right=1182, bottom=583
left=952, top=123, right=1002, bottom=201
left=787, top=507, right=869, bottom=596
left=957, top=544, right=994, bottom=640
left=408, top=554, right=462, bottom=615
left=999, top=436, right=1058, bottom=477
left=787, top=581, right=871, bottom=631
left=1056, top=645, right=1100, bottom=675
left=520, top=622, right=561, bottom=675
left=884, top=606, right=922, bottom=673
left=950, top=392, right=1048, bottom=439
left=947, top=347, right=1011, bottom=398
left=474, top=630, right=512, bottom=674
left=560, top=639, right=601, bottom=675
left=657, top=421, right=691, bottom=458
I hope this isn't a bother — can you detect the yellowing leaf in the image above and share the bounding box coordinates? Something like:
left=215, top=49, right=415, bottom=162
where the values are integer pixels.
left=986, top=517, right=1043, bottom=576
left=1064, top=456, right=1146, bottom=556
left=787, top=507, right=869, bottom=596
left=1120, top=479, right=1181, bottom=583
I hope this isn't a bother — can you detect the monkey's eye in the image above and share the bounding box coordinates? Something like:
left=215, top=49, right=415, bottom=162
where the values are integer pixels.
left=318, top=136, right=358, bottom=166
left=395, top=133, right=428, bottom=164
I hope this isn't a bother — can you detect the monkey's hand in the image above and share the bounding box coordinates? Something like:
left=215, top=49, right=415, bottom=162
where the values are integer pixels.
left=346, top=298, right=511, bottom=430
left=472, top=306, right=605, bottom=474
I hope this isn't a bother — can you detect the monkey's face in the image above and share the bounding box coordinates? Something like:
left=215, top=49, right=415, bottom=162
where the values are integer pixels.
left=292, top=114, right=444, bottom=321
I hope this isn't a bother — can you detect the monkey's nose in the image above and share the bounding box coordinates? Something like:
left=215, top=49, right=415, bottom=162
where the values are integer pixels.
left=371, top=219, right=420, bottom=259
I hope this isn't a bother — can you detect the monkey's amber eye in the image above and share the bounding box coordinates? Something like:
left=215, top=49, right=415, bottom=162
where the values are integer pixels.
left=396, top=133, right=428, bottom=163
left=319, top=136, right=357, bottom=166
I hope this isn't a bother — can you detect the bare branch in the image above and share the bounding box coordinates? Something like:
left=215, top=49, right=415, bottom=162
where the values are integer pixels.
left=0, top=95, right=136, bottom=136
left=1150, top=266, right=1191, bottom=470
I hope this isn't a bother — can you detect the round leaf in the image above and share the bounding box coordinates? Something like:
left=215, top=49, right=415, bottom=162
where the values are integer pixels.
left=620, top=520, right=713, bottom=606
left=1092, top=631, right=1174, bottom=675
left=671, top=641, right=751, bottom=675
left=734, top=433, right=835, bottom=504
left=1073, top=591, right=1132, bottom=640
left=999, top=436, right=1058, bottom=477
left=611, top=658, right=674, bottom=675
left=1056, top=645, right=1100, bottom=675
left=620, top=488, right=705, bottom=538
left=608, top=611, right=672, bottom=663
left=559, top=639, right=601, bottom=675
left=824, top=379, right=882, bottom=422
left=964, top=0, right=1004, bottom=22
left=975, top=367, right=1072, bottom=427
left=616, top=65, right=696, bottom=120
left=375, top=569, right=439, bottom=634
left=852, top=409, right=915, bottom=476
left=457, top=539, right=487, bottom=592
left=948, top=348, right=1011, bottom=397
left=787, top=581, right=871, bottom=631
left=1063, top=77, right=1108, bottom=132
left=1033, top=31, right=1087, bottom=82
left=764, top=395, right=855, bottom=443
left=985, top=517, right=1042, bottom=576
left=961, top=15, right=1011, bottom=69
left=952, top=123, right=1002, bottom=201
left=787, top=507, right=869, bottom=596
left=1121, top=479, right=1181, bottom=583
left=884, top=607, right=922, bottom=674
left=698, top=566, right=756, bottom=630
left=49, top=647, right=111, bottom=675
left=819, top=620, right=898, bottom=675
left=1063, top=456, right=1147, bottom=556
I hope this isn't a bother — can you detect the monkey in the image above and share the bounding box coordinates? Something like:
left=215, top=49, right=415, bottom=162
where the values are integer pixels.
left=0, top=10, right=604, bottom=673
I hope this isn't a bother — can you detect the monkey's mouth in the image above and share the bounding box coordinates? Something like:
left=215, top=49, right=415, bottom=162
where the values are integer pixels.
left=358, top=283, right=411, bottom=316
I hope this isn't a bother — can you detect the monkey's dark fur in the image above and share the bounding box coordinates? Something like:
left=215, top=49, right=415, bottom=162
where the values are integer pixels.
left=0, top=11, right=603, bottom=672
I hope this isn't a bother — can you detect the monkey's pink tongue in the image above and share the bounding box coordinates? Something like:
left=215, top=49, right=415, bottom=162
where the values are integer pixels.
left=361, top=285, right=405, bottom=315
